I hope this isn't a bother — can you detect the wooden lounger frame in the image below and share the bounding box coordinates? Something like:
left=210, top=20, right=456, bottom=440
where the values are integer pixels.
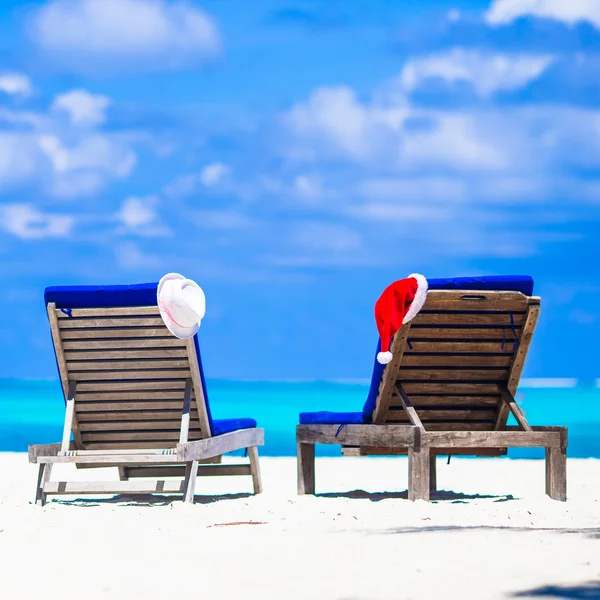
left=29, top=303, right=263, bottom=505
left=296, top=290, right=567, bottom=501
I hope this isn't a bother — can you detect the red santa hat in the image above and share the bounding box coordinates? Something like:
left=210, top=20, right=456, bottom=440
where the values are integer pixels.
left=375, top=274, right=428, bottom=365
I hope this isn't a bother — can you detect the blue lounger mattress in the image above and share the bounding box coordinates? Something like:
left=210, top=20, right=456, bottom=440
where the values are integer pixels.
left=45, top=283, right=257, bottom=436
left=299, top=275, right=534, bottom=426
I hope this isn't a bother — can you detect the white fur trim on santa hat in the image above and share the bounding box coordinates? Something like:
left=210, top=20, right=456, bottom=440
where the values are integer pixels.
left=377, top=351, right=393, bottom=365
left=402, top=273, right=428, bottom=324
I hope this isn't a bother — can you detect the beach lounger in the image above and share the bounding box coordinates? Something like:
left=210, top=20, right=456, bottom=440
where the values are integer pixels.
left=297, top=276, right=568, bottom=502
left=29, top=283, right=264, bottom=505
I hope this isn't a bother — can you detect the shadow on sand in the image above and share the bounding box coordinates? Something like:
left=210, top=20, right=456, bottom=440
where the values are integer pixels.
left=52, top=492, right=254, bottom=507
left=316, top=489, right=515, bottom=502
left=513, top=581, right=600, bottom=599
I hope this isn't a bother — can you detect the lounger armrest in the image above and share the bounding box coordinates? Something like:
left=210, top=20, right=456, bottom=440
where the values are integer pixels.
left=28, top=442, right=72, bottom=463
left=176, top=428, right=264, bottom=461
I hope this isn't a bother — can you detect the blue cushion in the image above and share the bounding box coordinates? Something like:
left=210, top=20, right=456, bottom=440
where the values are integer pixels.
left=299, top=411, right=364, bottom=425
left=44, top=283, right=257, bottom=437
left=300, top=275, right=535, bottom=426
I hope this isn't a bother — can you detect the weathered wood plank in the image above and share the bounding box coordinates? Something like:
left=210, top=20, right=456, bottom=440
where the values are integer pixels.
left=124, top=464, right=251, bottom=478
left=76, top=389, right=186, bottom=401
left=60, top=328, right=172, bottom=340
left=386, top=409, right=497, bottom=421
left=64, top=349, right=188, bottom=360
left=248, top=446, right=262, bottom=494
left=177, top=428, right=264, bottom=461
left=56, top=306, right=160, bottom=318
left=44, top=480, right=186, bottom=495
left=47, top=303, right=83, bottom=449
left=61, top=381, right=77, bottom=452
left=179, top=379, right=192, bottom=444
left=390, top=395, right=500, bottom=407
left=408, top=446, right=431, bottom=501
left=424, top=430, right=562, bottom=448
left=79, top=421, right=203, bottom=432
left=82, top=431, right=203, bottom=442
left=423, top=291, right=528, bottom=312
left=495, top=304, right=540, bottom=430
left=185, top=338, right=212, bottom=437
left=499, top=387, right=532, bottom=431
left=395, top=383, right=424, bottom=431
left=77, top=403, right=193, bottom=414
left=296, top=424, right=416, bottom=446
left=406, top=341, right=516, bottom=353
left=58, top=317, right=165, bottom=329
left=77, top=380, right=186, bottom=392
left=402, top=383, right=501, bottom=394
left=413, top=313, right=525, bottom=326
left=183, top=460, right=198, bottom=503
left=297, top=443, right=315, bottom=495
left=63, top=338, right=185, bottom=350
left=69, top=370, right=190, bottom=381
left=545, top=447, right=567, bottom=501
left=408, top=327, right=518, bottom=340
left=348, top=446, right=506, bottom=457
left=398, top=422, right=493, bottom=431
left=372, top=323, right=412, bottom=423
left=402, top=354, right=513, bottom=368
left=398, top=369, right=508, bottom=381
left=67, top=359, right=190, bottom=371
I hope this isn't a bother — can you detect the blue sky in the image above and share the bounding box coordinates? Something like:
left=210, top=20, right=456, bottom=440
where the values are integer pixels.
left=1, top=0, right=600, bottom=380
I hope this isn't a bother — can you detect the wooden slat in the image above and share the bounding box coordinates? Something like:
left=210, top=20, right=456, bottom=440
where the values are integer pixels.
left=423, top=291, right=528, bottom=312
left=398, top=369, right=508, bottom=381
left=82, top=431, right=204, bottom=442
left=406, top=340, right=515, bottom=353
left=80, top=421, right=203, bottom=432
left=59, top=317, right=165, bottom=329
left=296, top=424, right=416, bottom=446
left=391, top=395, right=500, bottom=407
left=76, top=380, right=186, bottom=392
left=56, top=306, right=160, bottom=318
left=69, top=370, right=190, bottom=381
left=44, top=480, right=186, bottom=495
left=413, top=313, right=525, bottom=326
left=124, top=464, right=251, bottom=478
left=63, top=338, right=185, bottom=350
left=387, top=409, right=497, bottom=421
left=419, top=422, right=493, bottom=431
left=408, top=328, right=519, bottom=340
left=402, top=354, right=512, bottom=368
left=402, top=382, right=501, bottom=394
left=76, top=401, right=189, bottom=412
left=351, top=446, right=506, bottom=457
left=83, top=442, right=180, bottom=450
left=424, top=430, right=562, bottom=448
left=66, top=359, right=190, bottom=370
left=77, top=410, right=199, bottom=421
left=64, top=349, right=188, bottom=360
left=76, top=390, right=186, bottom=401
left=61, top=328, right=172, bottom=340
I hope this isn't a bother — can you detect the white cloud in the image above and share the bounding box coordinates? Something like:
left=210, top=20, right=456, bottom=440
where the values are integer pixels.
left=0, top=133, right=43, bottom=188
left=0, top=73, right=33, bottom=97
left=29, top=0, right=221, bottom=73
left=485, top=0, right=600, bottom=28
left=399, top=49, right=554, bottom=97
left=200, top=162, right=230, bottom=187
left=0, top=204, right=74, bottom=240
left=115, top=196, right=169, bottom=236
left=195, top=211, right=253, bottom=229
left=293, top=175, right=322, bottom=199
left=52, top=89, right=111, bottom=126
left=38, top=134, right=137, bottom=177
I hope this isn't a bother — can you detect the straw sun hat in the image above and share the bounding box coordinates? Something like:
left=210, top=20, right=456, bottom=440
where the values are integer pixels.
left=157, top=273, right=206, bottom=339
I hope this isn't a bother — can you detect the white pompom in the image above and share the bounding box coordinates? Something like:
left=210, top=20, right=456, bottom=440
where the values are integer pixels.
left=377, top=351, right=393, bottom=364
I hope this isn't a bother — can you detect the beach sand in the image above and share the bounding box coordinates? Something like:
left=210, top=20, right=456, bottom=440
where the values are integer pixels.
left=0, top=453, right=598, bottom=599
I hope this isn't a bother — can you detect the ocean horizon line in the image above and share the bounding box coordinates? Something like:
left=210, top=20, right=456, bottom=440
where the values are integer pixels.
left=1, top=376, right=599, bottom=388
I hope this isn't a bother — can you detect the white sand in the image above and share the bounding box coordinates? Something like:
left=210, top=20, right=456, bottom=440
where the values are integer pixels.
left=0, top=453, right=598, bottom=599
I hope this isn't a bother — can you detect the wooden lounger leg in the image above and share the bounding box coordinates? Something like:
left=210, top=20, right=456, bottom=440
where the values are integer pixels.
left=117, top=466, right=128, bottom=481
left=545, top=447, right=567, bottom=501
left=248, top=446, right=262, bottom=494
left=183, top=460, right=198, bottom=504
left=408, top=446, right=431, bottom=501
left=35, top=463, right=53, bottom=507
left=429, top=454, right=437, bottom=495
left=297, top=442, right=315, bottom=495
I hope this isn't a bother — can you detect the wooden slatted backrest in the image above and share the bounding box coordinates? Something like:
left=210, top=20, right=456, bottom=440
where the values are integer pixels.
left=47, top=303, right=211, bottom=450
left=372, top=290, right=540, bottom=432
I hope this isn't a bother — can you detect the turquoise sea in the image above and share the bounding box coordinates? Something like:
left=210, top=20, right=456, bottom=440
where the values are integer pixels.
left=1, top=378, right=598, bottom=458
